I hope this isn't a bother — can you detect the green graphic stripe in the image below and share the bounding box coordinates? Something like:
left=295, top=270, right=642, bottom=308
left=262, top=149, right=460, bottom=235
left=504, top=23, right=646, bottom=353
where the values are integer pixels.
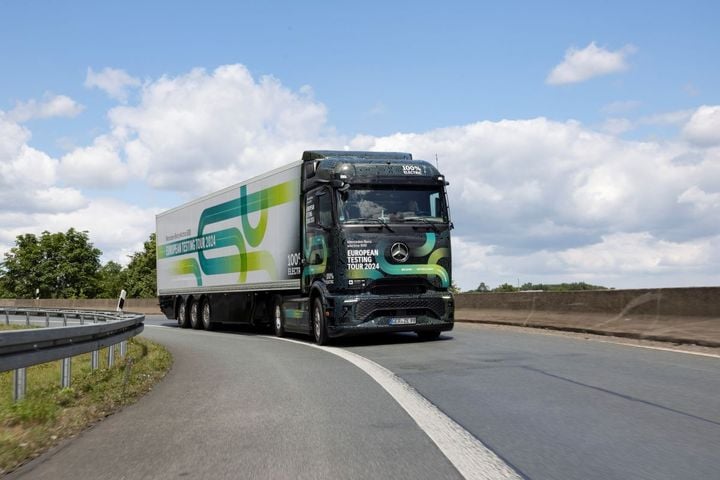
left=303, top=234, right=327, bottom=277
left=377, top=258, right=450, bottom=288
left=160, top=180, right=299, bottom=258
left=172, top=259, right=202, bottom=286
left=161, top=180, right=298, bottom=285
left=412, top=233, right=436, bottom=257
left=428, top=248, right=449, bottom=265
left=199, top=180, right=299, bottom=232
left=284, top=308, right=303, bottom=319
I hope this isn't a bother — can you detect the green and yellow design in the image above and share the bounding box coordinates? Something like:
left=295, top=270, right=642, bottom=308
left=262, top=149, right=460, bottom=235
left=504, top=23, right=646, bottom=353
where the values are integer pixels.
left=159, top=180, right=299, bottom=286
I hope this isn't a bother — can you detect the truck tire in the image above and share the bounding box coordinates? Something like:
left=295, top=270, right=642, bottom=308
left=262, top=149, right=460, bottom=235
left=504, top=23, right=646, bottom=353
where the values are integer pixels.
left=201, top=298, right=215, bottom=331
left=312, top=297, right=328, bottom=345
left=416, top=330, right=441, bottom=341
left=177, top=299, right=190, bottom=329
left=272, top=295, right=285, bottom=337
left=189, top=298, right=202, bottom=330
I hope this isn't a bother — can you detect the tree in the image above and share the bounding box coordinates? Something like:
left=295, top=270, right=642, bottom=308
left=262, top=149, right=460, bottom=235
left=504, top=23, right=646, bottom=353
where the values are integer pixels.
left=449, top=281, right=461, bottom=294
left=124, top=233, right=157, bottom=298
left=97, top=261, right=127, bottom=298
left=0, top=229, right=101, bottom=298
left=474, top=282, right=490, bottom=292
left=493, top=283, right=518, bottom=292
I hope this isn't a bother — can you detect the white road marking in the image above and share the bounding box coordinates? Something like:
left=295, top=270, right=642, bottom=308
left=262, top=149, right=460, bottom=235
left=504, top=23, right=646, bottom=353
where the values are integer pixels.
left=590, top=340, right=720, bottom=359
left=268, top=336, right=522, bottom=480
left=463, top=323, right=720, bottom=359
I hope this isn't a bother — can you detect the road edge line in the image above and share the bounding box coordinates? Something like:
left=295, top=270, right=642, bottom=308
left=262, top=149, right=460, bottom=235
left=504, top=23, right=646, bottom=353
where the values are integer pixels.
left=268, top=336, right=522, bottom=480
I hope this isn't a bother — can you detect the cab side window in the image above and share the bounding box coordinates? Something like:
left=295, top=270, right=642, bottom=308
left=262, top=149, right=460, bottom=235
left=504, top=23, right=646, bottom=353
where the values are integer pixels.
left=317, top=189, right=332, bottom=227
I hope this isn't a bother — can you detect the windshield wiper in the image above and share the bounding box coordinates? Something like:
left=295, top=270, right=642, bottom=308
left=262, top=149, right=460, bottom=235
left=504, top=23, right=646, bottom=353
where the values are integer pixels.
left=345, top=217, right=394, bottom=232
left=403, top=216, right=441, bottom=232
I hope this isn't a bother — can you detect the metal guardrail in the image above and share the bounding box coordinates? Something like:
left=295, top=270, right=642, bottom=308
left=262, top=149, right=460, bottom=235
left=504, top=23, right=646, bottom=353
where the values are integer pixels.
left=0, top=307, right=145, bottom=401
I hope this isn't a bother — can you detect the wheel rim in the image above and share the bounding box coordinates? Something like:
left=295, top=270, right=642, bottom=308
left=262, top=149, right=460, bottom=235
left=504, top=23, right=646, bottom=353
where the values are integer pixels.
left=190, top=302, right=198, bottom=325
left=275, top=305, right=282, bottom=331
left=203, top=303, right=210, bottom=327
left=178, top=303, right=185, bottom=325
left=313, top=305, right=321, bottom=340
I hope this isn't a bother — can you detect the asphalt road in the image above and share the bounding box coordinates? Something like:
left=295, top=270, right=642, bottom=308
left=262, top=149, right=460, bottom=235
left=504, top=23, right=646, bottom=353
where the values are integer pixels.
left=9, top=316, right=720, bottom=480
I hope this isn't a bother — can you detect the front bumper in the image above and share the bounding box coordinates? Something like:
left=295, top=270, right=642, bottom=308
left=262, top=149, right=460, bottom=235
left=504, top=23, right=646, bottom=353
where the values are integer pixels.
left=326, top=292, right=454, bottom=338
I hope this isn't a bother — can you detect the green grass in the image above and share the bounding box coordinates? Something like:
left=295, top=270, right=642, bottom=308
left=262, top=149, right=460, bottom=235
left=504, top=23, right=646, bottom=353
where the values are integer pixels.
left=0, top=332, right=172, bottom=474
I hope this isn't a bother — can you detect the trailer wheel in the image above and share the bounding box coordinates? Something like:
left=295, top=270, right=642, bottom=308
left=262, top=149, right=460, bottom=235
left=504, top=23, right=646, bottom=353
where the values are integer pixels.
left=201, top=298, right=215, bottom=331
left=312, top=297, right=328, bottom=345
left=177, top=299, right=190, bottom=328
left=272, top=295, right=285, bottom=337
left=189, top=298, right=202, bottom=330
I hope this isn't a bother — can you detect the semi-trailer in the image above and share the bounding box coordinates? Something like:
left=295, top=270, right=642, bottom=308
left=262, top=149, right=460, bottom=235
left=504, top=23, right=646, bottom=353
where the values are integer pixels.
left=156, top=150, right=454, bottom=344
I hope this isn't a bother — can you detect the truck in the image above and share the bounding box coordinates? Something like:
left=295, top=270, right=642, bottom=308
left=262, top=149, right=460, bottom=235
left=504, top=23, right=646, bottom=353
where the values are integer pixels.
left=156, top=150, right=454, bottom=344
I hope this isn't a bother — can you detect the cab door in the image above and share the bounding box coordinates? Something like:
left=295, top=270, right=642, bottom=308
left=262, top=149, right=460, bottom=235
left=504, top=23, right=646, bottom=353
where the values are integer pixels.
left=302, top=186, right=333, bottom=292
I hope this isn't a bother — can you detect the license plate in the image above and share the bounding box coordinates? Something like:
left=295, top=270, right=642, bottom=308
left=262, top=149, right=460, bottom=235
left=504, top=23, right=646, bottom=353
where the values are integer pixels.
left=390, top=317, right=416, bottom=325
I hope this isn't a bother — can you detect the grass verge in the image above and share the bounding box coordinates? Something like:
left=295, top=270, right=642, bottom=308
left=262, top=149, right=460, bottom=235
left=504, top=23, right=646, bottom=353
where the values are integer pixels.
left=0, top=331, right=172, bottom=474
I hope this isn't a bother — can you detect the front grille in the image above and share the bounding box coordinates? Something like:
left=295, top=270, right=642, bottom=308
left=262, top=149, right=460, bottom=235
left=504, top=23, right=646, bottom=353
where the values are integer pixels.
left=355, top=297, right=446, bottom=323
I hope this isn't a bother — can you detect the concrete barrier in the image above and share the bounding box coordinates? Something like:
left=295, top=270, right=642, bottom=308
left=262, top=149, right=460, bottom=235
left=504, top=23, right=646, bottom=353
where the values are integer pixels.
left=455, top=287, right=720, bottom=347
left=0, top=298, right=162, bottom=315
left=3, top=288, right=719, bottom=346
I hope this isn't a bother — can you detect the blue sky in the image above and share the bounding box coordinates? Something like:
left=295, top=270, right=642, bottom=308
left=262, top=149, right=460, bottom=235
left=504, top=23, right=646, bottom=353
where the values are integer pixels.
left=1, top=0, right=719, bottom=290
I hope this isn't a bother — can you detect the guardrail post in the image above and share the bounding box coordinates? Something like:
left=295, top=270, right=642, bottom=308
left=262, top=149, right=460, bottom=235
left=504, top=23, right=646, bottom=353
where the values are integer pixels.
left=91, top=350, right=99, bottom=370
left=62, top=313, right=67, bottom=326
left=4, top=309, right=8, bottom=325
left=13, top=368, right=27, bottom=402
left=80, top=314, right=84, bottom=325
left=45, top=312, right=50, bottom=327
left=25, top=311, right=30, bottom=326
left=61, top=358, right=72, bottom=389
left=120, top=341, right=128, bottom=359
left=107, top=345, right=115, bottom=368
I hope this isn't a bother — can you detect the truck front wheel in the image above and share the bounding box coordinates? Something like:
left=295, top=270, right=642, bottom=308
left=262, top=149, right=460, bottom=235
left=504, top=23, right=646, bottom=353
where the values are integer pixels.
left=312, top=297, right=328, bottom=345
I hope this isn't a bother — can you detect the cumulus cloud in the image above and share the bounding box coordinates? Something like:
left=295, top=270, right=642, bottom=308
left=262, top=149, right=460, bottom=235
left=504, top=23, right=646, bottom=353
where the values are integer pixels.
left=85, top=67, right=141, bottom=102
left=105, top=64, right=334, bottom=193
left=59, top=132, right=131, bottom=188
left=547, top=42, right=636, bottom=85
left=349, top=107, right=720, bottom=288
left=8, top=94, right=84, bottom=122
left=4, top=64, right=719, bottom=291
left=682, top=105, right=720, bottom=146
left=0, top=113, right=87, bottom=214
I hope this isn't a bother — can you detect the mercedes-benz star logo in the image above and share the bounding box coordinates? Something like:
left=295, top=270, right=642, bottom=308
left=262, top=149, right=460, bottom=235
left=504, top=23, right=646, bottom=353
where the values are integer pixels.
left=390, top=242, right=410, bottom=263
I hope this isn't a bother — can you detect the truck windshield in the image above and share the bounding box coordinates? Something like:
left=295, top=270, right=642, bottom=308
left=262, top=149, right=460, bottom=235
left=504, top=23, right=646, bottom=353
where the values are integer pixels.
left=338, top=186, right=448, bottom=224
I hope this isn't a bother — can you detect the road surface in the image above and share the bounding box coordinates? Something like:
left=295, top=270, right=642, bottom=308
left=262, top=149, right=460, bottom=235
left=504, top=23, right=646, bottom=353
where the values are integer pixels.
left=9, top=316, right=720, bottom=479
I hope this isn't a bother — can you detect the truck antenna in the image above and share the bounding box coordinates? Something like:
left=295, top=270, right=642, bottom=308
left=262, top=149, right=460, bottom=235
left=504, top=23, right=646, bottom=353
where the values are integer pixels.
left=435, top=153, right=439, bottom=169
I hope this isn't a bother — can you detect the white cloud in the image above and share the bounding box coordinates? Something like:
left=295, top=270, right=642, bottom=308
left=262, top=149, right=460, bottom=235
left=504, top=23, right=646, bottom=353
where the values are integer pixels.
left=85, top=67, right=141, bottom=102
left=59, top=133, right=130, bottom=188
left=8, top=94, right=84, bottom=122
left=4, top=65, right=720, bottom=292
left=0, top=113, right=87, bottom=214
left=601, top=118, right=633, bottom=135
left=105, top=64, right=334, bottom=193
left=348, top=109, right=720, bottom=288
left=547, top=42, right=636, bottom=85
left=682, top=105, right=720, bottom=146
left=678, top=186, right=720, bottom=212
